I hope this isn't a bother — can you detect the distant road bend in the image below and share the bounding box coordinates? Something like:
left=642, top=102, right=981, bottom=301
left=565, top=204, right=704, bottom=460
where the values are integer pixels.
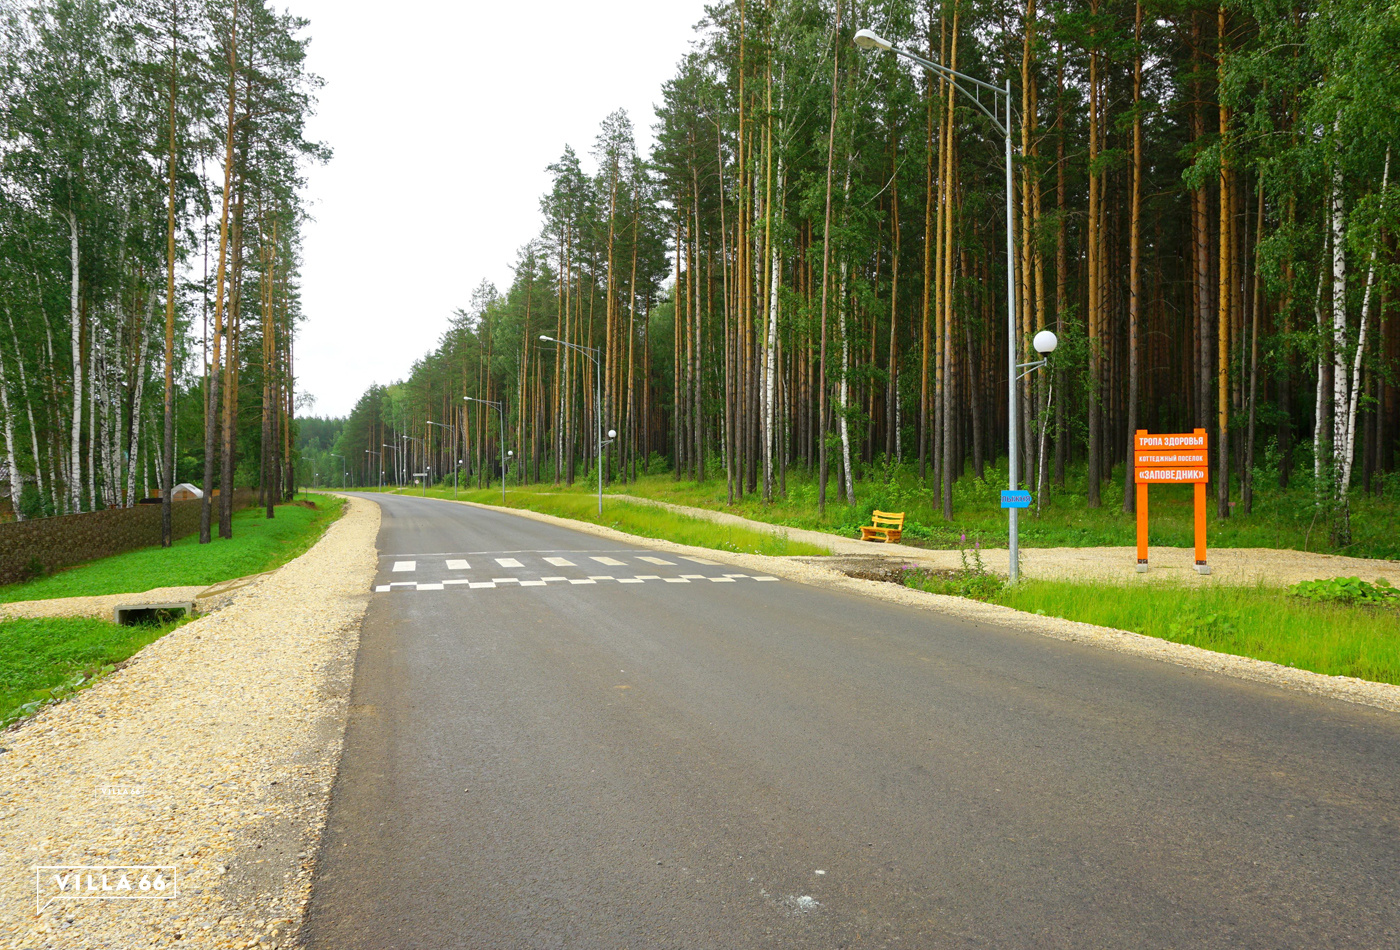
left=304, top=491, right=1400, bottom=949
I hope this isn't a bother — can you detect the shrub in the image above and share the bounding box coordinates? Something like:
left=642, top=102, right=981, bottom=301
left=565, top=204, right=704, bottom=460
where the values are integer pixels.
left=1288, top=576, right=1397, bottom=608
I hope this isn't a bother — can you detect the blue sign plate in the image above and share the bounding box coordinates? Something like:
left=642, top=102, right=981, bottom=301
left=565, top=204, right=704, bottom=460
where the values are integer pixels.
left=1001, top=490, right=1032, bottom=509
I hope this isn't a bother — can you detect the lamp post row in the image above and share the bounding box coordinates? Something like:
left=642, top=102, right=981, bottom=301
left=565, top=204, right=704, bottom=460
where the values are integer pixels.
left=359, top=38, right=1048, bottom=579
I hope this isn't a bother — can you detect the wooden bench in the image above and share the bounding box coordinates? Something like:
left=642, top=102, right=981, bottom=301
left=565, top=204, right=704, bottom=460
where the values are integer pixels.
left=860, top=510, right=905, bottom=543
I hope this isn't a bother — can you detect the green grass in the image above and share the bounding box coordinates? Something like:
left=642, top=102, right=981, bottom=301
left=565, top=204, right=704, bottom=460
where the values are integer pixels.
left=502, top=461, right=1399, bottom=560
left=0, top=615, right=186, bottom=725
left=435, top=487, right=829, bottom=556
left=904, top=572, right=1400, bottom=686
left=0, top=493, right=344, bottom=604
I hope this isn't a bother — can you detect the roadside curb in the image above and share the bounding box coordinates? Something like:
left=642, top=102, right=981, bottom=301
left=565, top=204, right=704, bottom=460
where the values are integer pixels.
left=436, top=495, right=1400, bottom=718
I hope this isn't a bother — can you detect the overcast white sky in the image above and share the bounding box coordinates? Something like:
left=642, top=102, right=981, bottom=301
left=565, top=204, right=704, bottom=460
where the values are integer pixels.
left=284, top=0, right=712, bottom=418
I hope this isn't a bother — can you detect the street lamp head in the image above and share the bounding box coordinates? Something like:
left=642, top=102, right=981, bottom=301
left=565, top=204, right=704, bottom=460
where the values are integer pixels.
left=507, top=450, right=514, bottom=457
left=1033, top=329, right=1059, bottom=355
left=607, top=429, right=617, bottom=439
left=853, top=28, right=893, bottom=51
left=539, top=334, right=552, bottom=342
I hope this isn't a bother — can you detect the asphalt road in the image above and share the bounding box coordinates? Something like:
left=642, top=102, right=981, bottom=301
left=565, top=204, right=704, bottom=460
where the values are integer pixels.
left=303, top=492, right=1400, bottom=949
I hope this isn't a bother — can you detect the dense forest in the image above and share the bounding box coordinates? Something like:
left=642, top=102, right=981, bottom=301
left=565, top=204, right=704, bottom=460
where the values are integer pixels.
left=336, top=0, right=1397, bottom=545
left=0, top=0, right=323, bottom=541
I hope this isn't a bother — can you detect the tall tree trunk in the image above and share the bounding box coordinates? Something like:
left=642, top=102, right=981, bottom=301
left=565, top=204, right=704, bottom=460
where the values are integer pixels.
left=1243, top=182, right=1265, bottom=513
left=1086, top=1, right=1102, bottom=508
left=161, top=0, right=180, bottom=545
left=1124, top=0, right=1143, bottom=514
left=818, top=0, right=841, bottom=513
left=203, top=0, right=237, bottom=544
left=66, top=209, right=82, bottom=513
left=1216, top=4, right=1232, bottom=519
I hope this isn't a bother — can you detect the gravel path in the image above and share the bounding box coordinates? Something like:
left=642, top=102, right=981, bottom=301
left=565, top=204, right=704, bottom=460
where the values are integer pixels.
left=605, top=493, right=1400, bottom=587
left=0, top=496, right=378, bottom=950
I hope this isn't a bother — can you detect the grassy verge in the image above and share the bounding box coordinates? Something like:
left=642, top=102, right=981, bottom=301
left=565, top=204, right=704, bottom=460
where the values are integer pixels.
left=0, top=615, right=186, bottom=726
left=0, top=493, right=344, bottom=604
left=902, top=566, right=1400, bottom=686
left=398, top=461, right=1396, bottom=559
left=442, top=488, right=829, bottom=556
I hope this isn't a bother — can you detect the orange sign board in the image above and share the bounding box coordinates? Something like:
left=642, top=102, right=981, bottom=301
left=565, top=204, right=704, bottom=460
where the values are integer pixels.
left=1134, top=431, right=1207, bottom=450
left=1136, top=467, right=1209, bottom=483
left=1133, top=429, right=1210, bottom=574
left=1134, top=450, right=1209, bottom=468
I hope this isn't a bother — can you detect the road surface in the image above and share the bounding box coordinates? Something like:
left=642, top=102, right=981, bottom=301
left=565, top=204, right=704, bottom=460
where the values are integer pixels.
left=304, top=491, right=1400, bottom=949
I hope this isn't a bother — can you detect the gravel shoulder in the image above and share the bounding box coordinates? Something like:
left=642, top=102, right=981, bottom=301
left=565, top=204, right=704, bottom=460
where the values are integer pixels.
left=604, top=492, right=1400, bottom=587
left=456, top=496, right=1400, bottom=717
left=0, top=495, right=379, bottom=950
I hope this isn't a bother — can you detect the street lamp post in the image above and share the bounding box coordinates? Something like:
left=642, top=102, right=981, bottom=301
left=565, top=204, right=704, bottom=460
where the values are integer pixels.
left=463, top=396, right=507, bottom=504
left=855, top=27, right=1029, bottom=582
left=382, top=444, right=398, bottom=489
left=426, top=419, right=458, bottom=499
left=539, top=335, right=613, bottom=516
left=403, top=436, right=426, bottom=496
left=365, top=450, right=381, bottom=491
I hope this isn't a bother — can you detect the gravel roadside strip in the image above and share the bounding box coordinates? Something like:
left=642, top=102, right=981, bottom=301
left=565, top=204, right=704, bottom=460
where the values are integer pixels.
left=452, top=497, right=1400, bottom=717
left=0, top=495, right=379, bottom=950
left=602, top=492, right=1400, bottom=587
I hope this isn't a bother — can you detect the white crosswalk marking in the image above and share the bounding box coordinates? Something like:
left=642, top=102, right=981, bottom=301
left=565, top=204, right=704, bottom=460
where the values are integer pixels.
left=369, top=557, right=782, bottom=596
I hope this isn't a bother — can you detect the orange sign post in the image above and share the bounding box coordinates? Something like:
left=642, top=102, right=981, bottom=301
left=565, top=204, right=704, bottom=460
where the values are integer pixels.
left=1133, top=429, right=1210, bottom=574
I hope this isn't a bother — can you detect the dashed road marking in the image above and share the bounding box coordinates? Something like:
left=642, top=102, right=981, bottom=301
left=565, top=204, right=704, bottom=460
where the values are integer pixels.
left=446, top=559, right=470, bottom=570
left=637, top=556, right=674, bottom=565
left=392, top=561, right=416, bottom=573
left=544, top=557, right=576, bottom=567
left=680, top=556, right=720, bottom=565
left=495, top=557, right=524, bottom=568
left=591, top=556, right=627, bottom=567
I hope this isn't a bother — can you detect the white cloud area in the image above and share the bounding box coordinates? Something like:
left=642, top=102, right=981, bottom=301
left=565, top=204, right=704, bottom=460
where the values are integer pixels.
left=285, top=0, right=712, bottom=417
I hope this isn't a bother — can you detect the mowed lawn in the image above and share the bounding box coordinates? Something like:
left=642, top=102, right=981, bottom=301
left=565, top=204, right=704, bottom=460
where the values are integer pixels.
left=0, top=493, right=344, bottom=604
